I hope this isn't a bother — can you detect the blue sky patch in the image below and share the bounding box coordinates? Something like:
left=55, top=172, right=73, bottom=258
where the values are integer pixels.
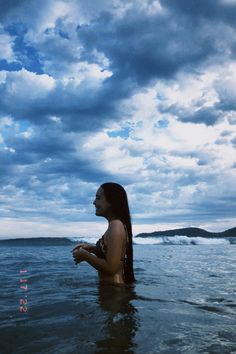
left=107, top=127, right=131, bottom=139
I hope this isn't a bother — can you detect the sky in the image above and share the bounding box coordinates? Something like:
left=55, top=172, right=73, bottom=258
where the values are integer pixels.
left=0, top=0, right=236, bottom=238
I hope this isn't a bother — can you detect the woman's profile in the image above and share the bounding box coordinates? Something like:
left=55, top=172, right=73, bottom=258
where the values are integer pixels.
left=72, top=182, right=135, bottom=285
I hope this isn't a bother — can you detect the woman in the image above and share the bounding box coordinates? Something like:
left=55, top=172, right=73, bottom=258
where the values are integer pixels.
left=72, top=182, right=135, bottom=285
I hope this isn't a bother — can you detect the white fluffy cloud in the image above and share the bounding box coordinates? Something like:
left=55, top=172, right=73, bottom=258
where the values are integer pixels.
left=0, top=30, right=15, bottom=61
left=2, top=69, right=55, bottom=99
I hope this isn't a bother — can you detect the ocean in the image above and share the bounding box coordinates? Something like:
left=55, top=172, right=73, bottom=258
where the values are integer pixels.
left=0, top=236, right=236, bottom=354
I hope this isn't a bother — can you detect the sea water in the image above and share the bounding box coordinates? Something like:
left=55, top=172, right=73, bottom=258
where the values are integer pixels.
left=0, top=237, right=236, bottom=354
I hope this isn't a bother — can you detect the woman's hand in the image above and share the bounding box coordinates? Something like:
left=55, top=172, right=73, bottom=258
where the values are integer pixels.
left=72, top=248, right=88, bottom=265
left=72, top=243, right=95, bottom=253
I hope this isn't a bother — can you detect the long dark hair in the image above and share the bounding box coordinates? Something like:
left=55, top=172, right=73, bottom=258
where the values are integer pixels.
left=101, top=182, right=135, bottom=284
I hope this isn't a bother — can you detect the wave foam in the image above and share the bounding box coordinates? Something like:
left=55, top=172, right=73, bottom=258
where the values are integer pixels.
left=134, top=235, right=232, bottom=245
left=68, top=236, right=99, bottom=244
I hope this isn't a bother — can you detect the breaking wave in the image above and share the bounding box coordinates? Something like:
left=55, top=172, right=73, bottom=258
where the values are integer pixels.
left=134, top=235, right=235, bottom=245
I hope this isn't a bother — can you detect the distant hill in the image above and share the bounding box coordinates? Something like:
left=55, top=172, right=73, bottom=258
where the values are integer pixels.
left=136, top=227, right=236, bottom=238
left=0, top=237, right=76, bottom=246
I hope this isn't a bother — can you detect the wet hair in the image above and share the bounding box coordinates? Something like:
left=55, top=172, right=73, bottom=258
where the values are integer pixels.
left=101, top=182, right=135, bottom=284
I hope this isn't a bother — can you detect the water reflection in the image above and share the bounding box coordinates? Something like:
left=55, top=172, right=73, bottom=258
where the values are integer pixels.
left=95, top=284, right=139, bottom=354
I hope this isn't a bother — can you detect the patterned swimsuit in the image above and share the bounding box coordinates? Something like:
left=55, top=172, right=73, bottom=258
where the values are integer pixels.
left=94, top=235, right=107, bottom=259
left=94, top=224, right=128, bottom=260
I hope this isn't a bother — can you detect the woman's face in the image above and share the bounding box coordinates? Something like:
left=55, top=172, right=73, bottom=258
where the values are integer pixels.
left=93, top=187, right=112, bottom=217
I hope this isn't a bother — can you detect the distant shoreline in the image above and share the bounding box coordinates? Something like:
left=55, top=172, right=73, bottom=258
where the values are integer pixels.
left=0, top=237, right=76, bottom=246
left=135, top=226, right=236, bottom=238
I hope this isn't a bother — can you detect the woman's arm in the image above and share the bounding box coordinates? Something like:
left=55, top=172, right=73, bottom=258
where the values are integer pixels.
left=72, top=220, right=125, bottom=275
left=72, top=243, right=96, bottom=253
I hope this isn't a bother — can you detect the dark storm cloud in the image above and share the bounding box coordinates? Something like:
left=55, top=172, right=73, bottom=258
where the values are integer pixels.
left=0, top=0, right=28, bottom=20
left=38, top=156, right=110, bottom=182
left=231, top=136, right=236, bottom=147
left=47, top=77, right=134, bottom=131
left=161, top=0, right=236, bottom=27
left=187, top=197, right=236, bottom=220
left=0, top=127, right=73, bottom=183
left=0, top=67, right=136, bottom=132
left=0, top=125, right=112, bottom=187
left=77, top=10, right=218, bottom=86
left=9, top=130, right=73, bottom=161
left=179, top=107, right=221, bottom=126
left=159, top=104, right=222, bottom=126
left=216, top=97, right=236, bottom=112
left=0, top=150, right=17, bottom=182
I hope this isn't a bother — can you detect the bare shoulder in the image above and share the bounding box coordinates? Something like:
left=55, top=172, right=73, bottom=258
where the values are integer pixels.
left=106, top=219, right=126, bottom=241
left=109, top=219, right=125, bottom=232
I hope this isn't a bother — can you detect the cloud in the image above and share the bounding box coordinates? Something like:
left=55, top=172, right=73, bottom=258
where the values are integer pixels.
left=161, top=0, right=236, bottom=27
left=214, top=64, right=236, bottom=112
left=0, top=0, right=28, bottom=20
left=0, top=0, right=236, bottom=236
left=177, top=107, right=221, bottom=126
left=1, top=0, right=236, bottom=130
left=0, top=67, right=116, bottom=130
left=77, top=9, right=218, bottom=86
left=231, top=136, right=236, bottom=147
left=0, top=28, right=15, bottom=62
left=1, top=68, right=55, bottom=98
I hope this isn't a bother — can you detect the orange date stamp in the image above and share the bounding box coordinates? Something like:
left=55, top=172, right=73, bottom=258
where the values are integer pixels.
left=19, top=269, right=28, bottom=313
